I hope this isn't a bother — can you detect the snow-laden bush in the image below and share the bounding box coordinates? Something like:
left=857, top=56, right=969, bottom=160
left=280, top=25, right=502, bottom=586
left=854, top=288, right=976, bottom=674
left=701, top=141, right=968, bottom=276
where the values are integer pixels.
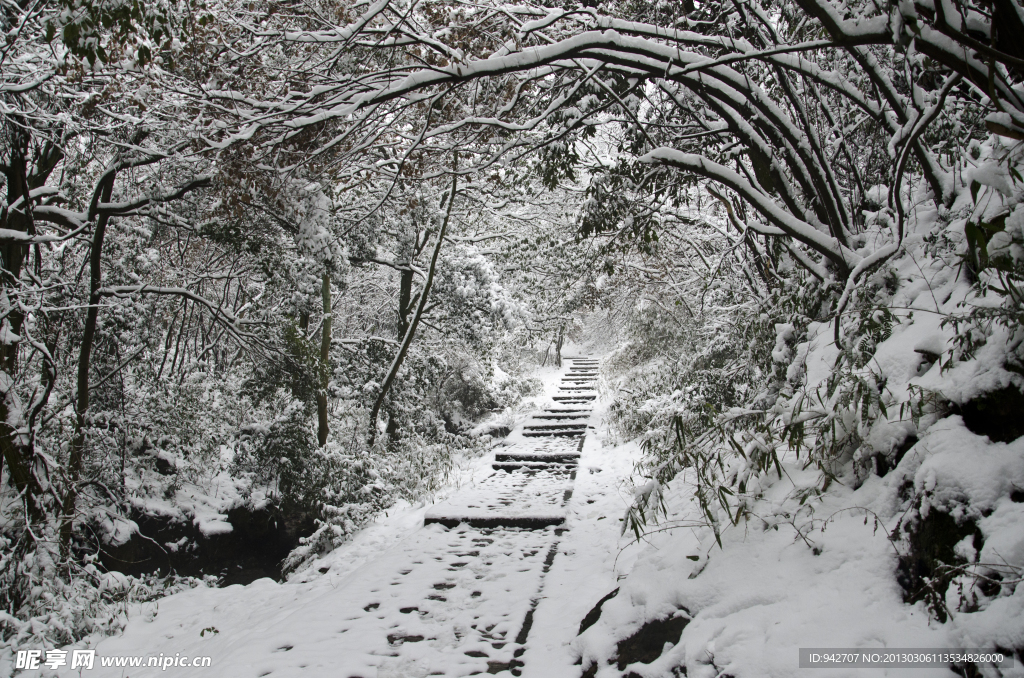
left=609, top=165, right=1016, bottom=529
left=616, top=228, right=918, bottom=540
left=0, top=534, right=208, bottom=668
left=587, top=136, right=1024, bottom=676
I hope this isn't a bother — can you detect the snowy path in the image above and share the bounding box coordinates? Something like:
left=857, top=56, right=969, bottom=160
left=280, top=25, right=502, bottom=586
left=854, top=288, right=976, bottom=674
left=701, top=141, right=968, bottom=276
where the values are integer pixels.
left=66, top=358, right=647, bottom=678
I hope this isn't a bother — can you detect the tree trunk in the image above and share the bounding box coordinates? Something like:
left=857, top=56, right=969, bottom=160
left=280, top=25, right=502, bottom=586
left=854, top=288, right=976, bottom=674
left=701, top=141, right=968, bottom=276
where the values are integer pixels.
left=61, top=176, right=114, bottom=556
left=386, top=268, right=417, bottom=443
left=369, top=175, right=457, bottom=446
left=317, top=272, right=331, bottom=447
left=397, top=268, right=414, bottom=338
left=0, top=134, right=45, bottom=522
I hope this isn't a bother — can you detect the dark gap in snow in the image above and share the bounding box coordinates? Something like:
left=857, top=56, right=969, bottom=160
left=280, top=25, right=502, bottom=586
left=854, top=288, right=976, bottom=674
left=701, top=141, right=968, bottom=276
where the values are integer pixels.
left=577, top=587, right=618, bottom=635
left=486, top=660, right=515, bottom=674
left=891, top=434, right=919, bottom=471
left=541, top=542, right=559, bottom=570
left=897, top=507, right=983, bottom=622
left=97, top=504, right=315, bottom=586
left=612, top=612, right=690, bottom=671
left=386, top=633, right=425, bottom=645
left=956, top=385, right=1024, bottom=443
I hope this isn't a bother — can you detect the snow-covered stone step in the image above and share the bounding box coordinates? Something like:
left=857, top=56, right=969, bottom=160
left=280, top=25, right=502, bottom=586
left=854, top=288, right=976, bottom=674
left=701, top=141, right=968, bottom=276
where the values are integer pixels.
left=531, top=413, right=589, bottom=420
left=495, top=451, right=579, bottom=463
left=506, top=437, right=582, bottom=452
left=522, top=432, right=582, bottom=439
left=424, top=470, right=571, bottom=528
left=526, top=419, right=585, bottom=424
left=492, top=460, right=577, bottom=472
left=492, top=435, right=582, bottom=469
left=522, top=430, right=583, bottom=438
left=521, top=431, right=585, bottom=439
left=553, top=394, right=595, bottom=401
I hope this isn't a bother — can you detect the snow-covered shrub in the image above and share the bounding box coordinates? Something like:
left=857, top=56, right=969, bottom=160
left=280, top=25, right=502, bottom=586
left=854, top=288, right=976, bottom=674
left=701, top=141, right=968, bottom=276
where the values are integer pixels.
left=590, top=131, right=1024, bottom=676
left=0, top=531, right=207, bottom=668
left=433, top=356, right=540, bottom=426
left=609, top=214, right=906, bottom=528
left=279, top=441, right=393, bottom=574
left=944, top=143, right=1024, bottom=373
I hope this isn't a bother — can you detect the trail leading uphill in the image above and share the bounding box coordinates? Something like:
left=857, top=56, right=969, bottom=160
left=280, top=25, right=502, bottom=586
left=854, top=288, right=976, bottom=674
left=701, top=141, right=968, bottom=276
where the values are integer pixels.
left=57, top=358, right=648, bottom=678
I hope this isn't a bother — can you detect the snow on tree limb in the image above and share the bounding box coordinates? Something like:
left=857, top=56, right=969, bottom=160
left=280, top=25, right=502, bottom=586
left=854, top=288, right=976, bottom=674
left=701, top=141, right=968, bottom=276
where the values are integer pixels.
left=639, top=149, right=859, bottom=275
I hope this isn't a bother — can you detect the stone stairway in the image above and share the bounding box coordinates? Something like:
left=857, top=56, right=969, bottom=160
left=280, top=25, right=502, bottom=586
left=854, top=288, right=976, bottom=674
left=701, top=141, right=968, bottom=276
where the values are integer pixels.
left=425, top=358, right=598, bottom=529
left=346, top=357, right=596, bottom=676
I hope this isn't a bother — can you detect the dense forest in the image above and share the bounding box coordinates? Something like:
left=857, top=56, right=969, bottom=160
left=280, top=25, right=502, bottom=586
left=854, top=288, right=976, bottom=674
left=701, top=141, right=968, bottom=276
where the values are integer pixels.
left=2, top=0, right=1023, bottom=673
